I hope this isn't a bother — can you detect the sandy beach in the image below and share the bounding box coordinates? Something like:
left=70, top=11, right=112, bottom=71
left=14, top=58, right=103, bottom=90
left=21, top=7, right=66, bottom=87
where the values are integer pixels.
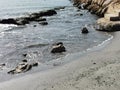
left=0, top=31, right=120, bottom=90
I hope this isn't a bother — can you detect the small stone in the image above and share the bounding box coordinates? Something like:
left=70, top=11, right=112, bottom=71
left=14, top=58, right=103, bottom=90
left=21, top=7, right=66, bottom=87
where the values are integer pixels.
left=51, top=42, right=66, bottom=53
left=22, top=59, right=28, bottom=62
left=22, top=54, right=27, bottom=57
left=39, top=22, right=48, bottom=25
left=33, top=25, right=37, bottom=27
left=32, top=62, right=38, bottom=67
left=81, top=27, right=89, bottom=34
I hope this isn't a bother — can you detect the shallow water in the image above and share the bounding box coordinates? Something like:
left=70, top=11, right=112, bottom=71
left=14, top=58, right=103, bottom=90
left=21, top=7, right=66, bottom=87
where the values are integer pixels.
left=0, top=0, right=112, bottom=82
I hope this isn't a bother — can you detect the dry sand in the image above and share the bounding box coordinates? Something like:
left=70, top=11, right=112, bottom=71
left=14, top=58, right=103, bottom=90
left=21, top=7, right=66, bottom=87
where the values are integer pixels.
left=0, top=32, right=120, bottom=90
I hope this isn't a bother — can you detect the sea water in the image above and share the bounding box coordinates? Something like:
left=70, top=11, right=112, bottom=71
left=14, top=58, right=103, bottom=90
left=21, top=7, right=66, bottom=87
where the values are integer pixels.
left=0, top=0, right=112, bottom=82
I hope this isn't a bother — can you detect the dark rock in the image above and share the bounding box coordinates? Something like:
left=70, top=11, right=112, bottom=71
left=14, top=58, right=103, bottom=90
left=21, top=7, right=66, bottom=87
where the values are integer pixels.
left=0, top=9, right=56, bottom=25
left=22, top=53, right=27, bottom=57
left=110, top=17, right=120, bottom=21
left=16, top=18, right=29, bottom=25
left=54, top=6, right=65, bottom=10
left=81, top=27, right=89, bottom=34
left=51, top=42, right=66, bottom=53
left=33, top=25, right=37, bottom=27
left=34, top=18, right=46, bottom=22
left=22, top=59, right=28, bottom=62
left=32, top=62, right=38, bottom=67
left=0, top=63, right=5, bottom=66
left=39, top=21, right=48, bottom=25
left=0, top=18, right=18, bottom=25
left=8, top=70, right=15, bottom=74
left=38, top=10, right=57, bottom=17
left=8, top=62, right=32, bottom=74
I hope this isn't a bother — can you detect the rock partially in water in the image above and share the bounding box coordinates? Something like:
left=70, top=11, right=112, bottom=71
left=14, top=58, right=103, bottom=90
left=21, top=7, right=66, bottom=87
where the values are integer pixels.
left=8, top=62, right=32, bottom=74
left=39, top=21, right=48, bottom=25
left=81, top=27, right=89, bottom=34
left=38, top=10, right=57, bottom=17
left=51, top=42, right=66, bottom=53
left=54, top=6, right=65, bottom=10
left=22, top=54, right=27, bottom=57
left=32, top=62, right=38, bottom=67
left=22, top=59, right=28, bottom=62
left=7, top=60, right=38, bottom=74
left=97, top=18, right=120, bottom=32
left=0, top=9, right=56, bottom=25
left=0, top=63, right=6, bottom=70
left=0, top=18, right=18, bottom=25
left=16, top=18, right=30, bottom=25
left=34, top=18, right=47, bottom=22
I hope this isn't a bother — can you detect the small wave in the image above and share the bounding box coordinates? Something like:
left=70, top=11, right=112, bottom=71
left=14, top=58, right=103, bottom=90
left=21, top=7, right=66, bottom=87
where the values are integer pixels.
left=86, top=34, right=113, bottom=51
left=0, top=24, right=17, bottom=32
left=24, top=43, right=49, bottom=49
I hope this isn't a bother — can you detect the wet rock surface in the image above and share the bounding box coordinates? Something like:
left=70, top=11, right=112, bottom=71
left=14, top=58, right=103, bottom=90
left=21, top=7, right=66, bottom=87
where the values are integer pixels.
left=8, top=60, right=38, bottom=74
left=81, top=27, right=89, bottom=34
left=0, top=9, right=57, bottom=25
left=51, top=42, right=66, bottom=53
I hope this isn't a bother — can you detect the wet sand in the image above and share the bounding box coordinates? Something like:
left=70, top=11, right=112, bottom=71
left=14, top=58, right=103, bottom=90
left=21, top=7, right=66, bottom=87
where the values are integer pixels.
left=0, top=31, right=120, bottom=90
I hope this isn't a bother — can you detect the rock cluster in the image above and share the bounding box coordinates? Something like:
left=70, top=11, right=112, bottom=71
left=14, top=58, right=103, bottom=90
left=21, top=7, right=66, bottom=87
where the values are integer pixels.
left=0, top=9, right=57, bottom=25
left=73, top=0, right=120, bottom=31
left=8, top=60, right=38, bottom=74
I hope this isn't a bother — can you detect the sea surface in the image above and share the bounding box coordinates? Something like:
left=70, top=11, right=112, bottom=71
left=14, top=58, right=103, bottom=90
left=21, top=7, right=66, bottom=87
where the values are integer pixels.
left=0, top=0, right=112, bottom=82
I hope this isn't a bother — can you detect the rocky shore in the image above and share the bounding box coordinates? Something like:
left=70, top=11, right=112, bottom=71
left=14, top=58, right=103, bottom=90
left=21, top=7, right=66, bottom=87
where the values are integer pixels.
left=0, top=9, right=57, bottom=25
left=73, top=0, right=120, bottom=31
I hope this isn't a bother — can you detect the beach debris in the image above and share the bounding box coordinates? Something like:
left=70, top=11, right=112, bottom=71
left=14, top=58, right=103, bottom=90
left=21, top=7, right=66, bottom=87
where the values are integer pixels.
left=8, top=60, right=38, bottom=74
left=81, top=27, right=89, bottom=34
left=51, top=42, right=66, bottom=53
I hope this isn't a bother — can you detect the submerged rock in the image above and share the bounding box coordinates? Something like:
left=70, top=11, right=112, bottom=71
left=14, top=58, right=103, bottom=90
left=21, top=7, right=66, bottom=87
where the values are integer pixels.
left=38, top=10, right=57, bottom=17
left=51, top=42, right=66, bottom=53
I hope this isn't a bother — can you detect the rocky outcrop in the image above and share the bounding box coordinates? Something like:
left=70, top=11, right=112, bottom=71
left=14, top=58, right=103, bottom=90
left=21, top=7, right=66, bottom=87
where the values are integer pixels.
left=0, top=9, right=57, bottom=25
left=51, top=42, right=66, bottom=53
left=81, top=27, right=89, bottom=34
left=8, top=60, right=38, bottom=74
left=73, top=0, right=120, bottom=31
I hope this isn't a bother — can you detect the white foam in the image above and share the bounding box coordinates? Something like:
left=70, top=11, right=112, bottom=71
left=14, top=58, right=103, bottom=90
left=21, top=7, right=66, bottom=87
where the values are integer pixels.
left=0, top=24, right=17, bottom=31
left=86, top=34, right=113, bottom=51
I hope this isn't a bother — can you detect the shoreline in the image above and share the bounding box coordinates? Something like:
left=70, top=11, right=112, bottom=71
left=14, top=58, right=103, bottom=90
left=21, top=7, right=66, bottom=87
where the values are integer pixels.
left=0, top=31, right=120, bottom=90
